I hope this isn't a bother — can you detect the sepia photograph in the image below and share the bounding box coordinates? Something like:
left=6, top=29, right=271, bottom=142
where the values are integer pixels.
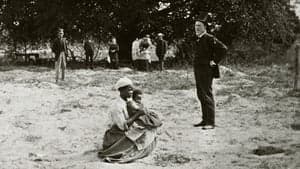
left=0, top=0, right=299, bottom=169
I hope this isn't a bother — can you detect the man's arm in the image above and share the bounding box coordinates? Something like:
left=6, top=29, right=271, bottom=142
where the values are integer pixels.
left=212, top=37, right=227, bottom=64
left=64, top=38, right=69, bottom=58
left=51, top=40, right=57, bottom=53
left=51, top=40, right=59, bottom=61
left=164, top=40, right=168, bottom=54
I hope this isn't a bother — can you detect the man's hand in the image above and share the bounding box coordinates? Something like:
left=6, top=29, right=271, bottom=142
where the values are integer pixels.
left=210, top=60, right=216, bottom=67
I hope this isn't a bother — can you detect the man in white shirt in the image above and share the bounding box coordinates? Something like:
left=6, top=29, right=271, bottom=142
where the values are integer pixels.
left=131, top=38, right=140, bottom=69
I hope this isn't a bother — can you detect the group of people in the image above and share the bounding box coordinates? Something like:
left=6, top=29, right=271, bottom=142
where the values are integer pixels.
left=106, top=33, right=168, bottom=71
left=84, top=35, right=120, bottom=69
left=51, top=16, right=227, bottom=163
left=132, top=33, right=168, bottom=71
left=84, top=31, right=170, bottom=72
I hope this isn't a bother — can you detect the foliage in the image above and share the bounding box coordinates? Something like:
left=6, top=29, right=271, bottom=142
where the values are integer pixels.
left=0, top=0, right=298, bottom=61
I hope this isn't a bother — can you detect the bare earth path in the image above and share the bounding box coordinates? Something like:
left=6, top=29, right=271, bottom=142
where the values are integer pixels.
left=0, top=65, right=299, bottom=169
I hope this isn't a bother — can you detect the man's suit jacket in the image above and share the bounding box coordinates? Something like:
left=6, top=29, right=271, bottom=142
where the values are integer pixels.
left=192, top=33, right=227, bottom=78
left=84, top=41, right=94, bottom=56
left=51, top=38, right=68, bottom=61
left=155, top=39, right=167, bottom=57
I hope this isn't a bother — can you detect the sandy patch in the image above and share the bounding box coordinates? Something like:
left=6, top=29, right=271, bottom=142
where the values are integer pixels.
left=0, top=65, right=299, bottom=169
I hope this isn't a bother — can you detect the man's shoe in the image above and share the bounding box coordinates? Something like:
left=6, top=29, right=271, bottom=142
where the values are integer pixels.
left=193, top=121, right=206, bottom=127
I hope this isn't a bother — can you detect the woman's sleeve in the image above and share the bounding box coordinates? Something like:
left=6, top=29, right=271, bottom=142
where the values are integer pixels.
left=110, top=106, right=126, bottom=130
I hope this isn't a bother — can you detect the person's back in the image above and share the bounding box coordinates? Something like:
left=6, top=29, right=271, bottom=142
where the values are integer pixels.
left=139, top=38, right=150, bottom=52
left=156, top=39, right=167, bottom=56
left=84, top=40, right=94, bottom=56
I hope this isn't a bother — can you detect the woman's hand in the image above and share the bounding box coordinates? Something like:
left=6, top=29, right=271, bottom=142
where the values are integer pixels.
left=123, top=123, right=129, bottom=131
left=127, top=99, right=139, bottom=110
left=136, top=109, right=146, bottom=116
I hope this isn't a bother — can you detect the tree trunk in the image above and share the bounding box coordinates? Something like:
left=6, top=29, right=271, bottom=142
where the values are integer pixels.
left=295, top=44, right=300, bottom=90
left=118, top=29, right=137, bottom=65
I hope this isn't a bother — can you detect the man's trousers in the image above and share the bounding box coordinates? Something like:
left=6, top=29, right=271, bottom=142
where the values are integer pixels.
left=194, top=65, right=215, bottom=125
left=55, top=52, right=66, bottom=82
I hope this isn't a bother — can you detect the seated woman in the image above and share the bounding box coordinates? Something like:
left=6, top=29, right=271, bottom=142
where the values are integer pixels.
left=98, top=77, right=162, bottom=163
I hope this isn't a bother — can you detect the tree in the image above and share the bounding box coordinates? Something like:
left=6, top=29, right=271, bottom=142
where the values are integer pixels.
left=0, top=0, right=298, bottom=61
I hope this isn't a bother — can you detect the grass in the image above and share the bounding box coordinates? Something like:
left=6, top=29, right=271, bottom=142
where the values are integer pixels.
left=131, top=70, right=195, bottom=93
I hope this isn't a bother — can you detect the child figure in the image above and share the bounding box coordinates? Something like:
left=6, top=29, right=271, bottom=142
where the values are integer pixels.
left=126, top=89, right=162, bottom=129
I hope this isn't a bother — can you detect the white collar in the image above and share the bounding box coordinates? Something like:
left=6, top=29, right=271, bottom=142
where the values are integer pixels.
left=197, top=31, right=207, bottom=38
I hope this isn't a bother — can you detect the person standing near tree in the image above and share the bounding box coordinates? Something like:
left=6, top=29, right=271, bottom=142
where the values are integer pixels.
left=155, top=33, right=167, bottom=71
left=137, top=35, right=151, bottom=71
left=84, top=35, right=94, bottom=69
left=192, top=17, right=227, bottom=129
left=51, top=28, right=68, bottom=83
left=108, top=37, right=119, bottom=69
left=131, top=38, right=140, bottom=69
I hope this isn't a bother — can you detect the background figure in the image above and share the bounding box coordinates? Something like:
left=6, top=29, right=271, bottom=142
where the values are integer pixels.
left=192, top=19, right=227, bottom=129
left=108, top=37, right=119, bottom=69
left=51, top=28, right=68, bottom=83
left=176, top=39, right=192, bottom=65
left=155, top=33, right=167, bottom=71
left=137, top=35, right=151, bottom=71
left=84, top=35, right=94, bottom=69
left=131, top=38, right=140, bottom=69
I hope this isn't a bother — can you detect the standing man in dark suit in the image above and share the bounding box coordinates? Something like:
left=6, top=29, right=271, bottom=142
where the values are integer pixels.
left=84, top=35, right=94, bottom=69
left=155, top=33, right=167, bottom=71
left=192, top=18, right=227, bottom=129
left=51, top=28, right=68, bottom=83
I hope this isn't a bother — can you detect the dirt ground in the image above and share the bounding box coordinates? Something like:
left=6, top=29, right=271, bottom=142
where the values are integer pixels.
left=0, top=64, right=299, bottom=169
